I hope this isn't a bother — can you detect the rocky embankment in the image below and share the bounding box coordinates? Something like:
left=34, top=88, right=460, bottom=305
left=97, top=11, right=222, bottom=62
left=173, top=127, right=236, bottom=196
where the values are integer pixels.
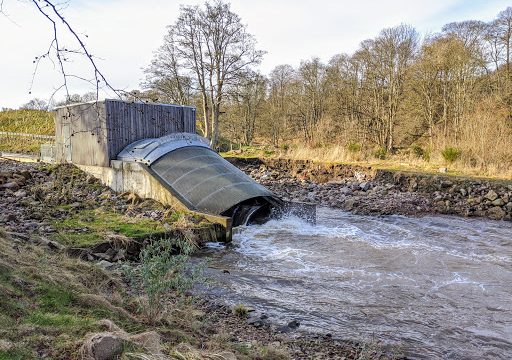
left=0, top=159, right=394, bottom=359
left=228, top=158, right=512, bottom=221
left=0, top=159, right=222, bottom=263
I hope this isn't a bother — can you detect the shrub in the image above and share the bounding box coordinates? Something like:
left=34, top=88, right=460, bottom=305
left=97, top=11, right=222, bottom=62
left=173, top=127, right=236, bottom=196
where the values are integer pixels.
left=411, top=144, right=424, bottom=158
left=123, top=237, right=199, bottom=322
left=441, top=147, right=461, bottom=163
left=347, top=141, right=362, bottom=153
left=232, top=304, right=249, bottom=318
left=373, top=147, right=387, bottom=160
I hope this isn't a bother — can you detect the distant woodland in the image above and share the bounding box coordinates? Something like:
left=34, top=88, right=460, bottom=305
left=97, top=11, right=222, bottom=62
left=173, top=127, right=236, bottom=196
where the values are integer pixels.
left=8, top=2, right=512, bottom=176
left=138, top=2, right=512, bottom=174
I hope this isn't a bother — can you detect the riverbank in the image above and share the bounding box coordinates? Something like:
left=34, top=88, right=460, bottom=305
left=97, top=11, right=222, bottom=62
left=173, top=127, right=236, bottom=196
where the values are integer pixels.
left=0, top=159, right=395, bottom=359
left=227, top=157, right=512, bottom=221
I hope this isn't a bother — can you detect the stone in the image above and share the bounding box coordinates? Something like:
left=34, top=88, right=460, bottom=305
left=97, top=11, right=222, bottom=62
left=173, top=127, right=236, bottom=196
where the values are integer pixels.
left=0, top=182, right=20, bottom=191
left=287, top=320, right=301, bottom=329
left=13, top=190, right=27, bottom=198
left=459, top=188, right=467, bottom=197
left=112, top=249, right=126, bottom=262
left=441, top=181, right=453, bottom=188
left=5, top=213, right=17, bottom=222
left=81, top=333, right=123, bottom=360
left=94, top=253, right=112, bottom=261
left=487, top=206, right=506, bottom=220
left=359, top=182, right=371, bottom=191
left=491, top=198, right=505, bottom=207
left=35, top=236, right=64, bottom=251
left=506, top=202, right=512, bottom=212
left=96, top=260, right=114, bottom=270
left=247, top=316, right=264, bottom=328
left=484, top=190, right=498, bottom=201
left=343, top=198, right=355, bottom=211
left=0, top=339, right=14, bottom=351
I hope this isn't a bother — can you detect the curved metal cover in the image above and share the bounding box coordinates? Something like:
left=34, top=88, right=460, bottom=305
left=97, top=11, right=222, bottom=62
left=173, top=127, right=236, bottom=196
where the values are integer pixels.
left=150, top=145, right=275, bottom=215
left=117, top=133, right=210, bottom=165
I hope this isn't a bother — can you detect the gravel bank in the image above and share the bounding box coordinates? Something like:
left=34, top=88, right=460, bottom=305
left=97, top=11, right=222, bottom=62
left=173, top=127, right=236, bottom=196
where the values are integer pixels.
left=228, top=157, right=512, bottom=221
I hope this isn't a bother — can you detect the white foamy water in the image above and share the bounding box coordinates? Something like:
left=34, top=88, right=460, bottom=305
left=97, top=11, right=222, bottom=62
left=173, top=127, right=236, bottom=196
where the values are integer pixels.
left=200, top=207, right=512, bottom=359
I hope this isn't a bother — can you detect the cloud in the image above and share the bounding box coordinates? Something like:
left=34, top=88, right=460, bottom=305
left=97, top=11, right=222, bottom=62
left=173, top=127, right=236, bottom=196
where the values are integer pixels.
left=0, top=0, right=510, bottom=108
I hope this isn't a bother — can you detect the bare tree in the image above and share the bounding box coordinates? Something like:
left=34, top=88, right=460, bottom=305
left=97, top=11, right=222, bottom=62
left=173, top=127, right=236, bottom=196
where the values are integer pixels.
left=19, top=98, right=49, bottom=110
left=267, top=64, right=295, bottom=145
left=146, top=0, right=264, bottom=147
left=143, top=33, right=193, bottom=105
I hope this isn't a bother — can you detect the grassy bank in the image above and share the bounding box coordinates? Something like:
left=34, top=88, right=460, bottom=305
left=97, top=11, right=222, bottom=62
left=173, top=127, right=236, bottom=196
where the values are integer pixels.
left=221, top=144, right=512, bottom=181
left=0, top=110, right=54, bottom=153
left=0, top=230, right=295, bottom=359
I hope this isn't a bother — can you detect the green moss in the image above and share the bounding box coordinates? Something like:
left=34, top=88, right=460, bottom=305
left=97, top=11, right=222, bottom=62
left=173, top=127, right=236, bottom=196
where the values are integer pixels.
left=26, top=312, right=93, bottom=329
left=50, top=209, right=167, bottom=247
left=0, top=348, right=34, bottom=360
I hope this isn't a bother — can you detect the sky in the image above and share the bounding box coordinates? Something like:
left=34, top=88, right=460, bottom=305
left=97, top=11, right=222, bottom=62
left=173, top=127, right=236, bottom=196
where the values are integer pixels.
left=0, top=0, right=510, bottom=109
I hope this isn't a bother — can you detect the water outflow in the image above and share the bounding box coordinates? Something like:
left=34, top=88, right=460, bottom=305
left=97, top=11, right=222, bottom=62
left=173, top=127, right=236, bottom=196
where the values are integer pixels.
left=200, top=207, right=512, bottom=359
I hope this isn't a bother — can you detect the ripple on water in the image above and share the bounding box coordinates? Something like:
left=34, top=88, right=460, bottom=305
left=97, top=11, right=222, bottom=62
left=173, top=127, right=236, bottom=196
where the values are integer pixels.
left=200, top=207, right=512, bottom=359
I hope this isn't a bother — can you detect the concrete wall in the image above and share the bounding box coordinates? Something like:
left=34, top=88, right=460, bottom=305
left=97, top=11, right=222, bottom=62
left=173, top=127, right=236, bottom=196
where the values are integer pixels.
left=77, top=161, right=232, bottom=241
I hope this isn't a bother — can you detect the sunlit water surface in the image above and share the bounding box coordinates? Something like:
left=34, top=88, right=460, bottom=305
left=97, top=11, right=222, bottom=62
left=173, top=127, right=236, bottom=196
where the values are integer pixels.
left=198, top=207, right=512, bottom=359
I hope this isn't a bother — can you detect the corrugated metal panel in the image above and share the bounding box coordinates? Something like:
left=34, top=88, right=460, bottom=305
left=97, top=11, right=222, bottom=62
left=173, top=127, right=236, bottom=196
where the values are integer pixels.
left=104, top=100, right=196, bottom=160
left=54, top=100, right=196, bottom=166
left=151, top=145, right=275, bottom=215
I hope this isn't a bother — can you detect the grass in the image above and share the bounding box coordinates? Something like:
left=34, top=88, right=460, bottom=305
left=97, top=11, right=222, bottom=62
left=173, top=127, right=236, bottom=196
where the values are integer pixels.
left=221, top=144, right=512, bottom=181
left=0, top=109, right=54, bottom=154
left=0, top=109, right=54, bottom=134
left=50, top=208, right=168, bottom=247
left=0, top=233, right=141, bottom=359
left=0, top=230, right=302, bottom=360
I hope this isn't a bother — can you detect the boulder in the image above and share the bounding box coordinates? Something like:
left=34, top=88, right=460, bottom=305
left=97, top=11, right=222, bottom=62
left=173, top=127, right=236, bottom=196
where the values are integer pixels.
left=359, top=182, right=371, bottom=191
left=487, top=206, right=506, bottom=220
left=343, top=198, right=355, bottom=211
left=80, top=333, right=124, bottom=360
left=491, top=198, right=505, bottom=207
left=484, top=190, right=498, bottom=201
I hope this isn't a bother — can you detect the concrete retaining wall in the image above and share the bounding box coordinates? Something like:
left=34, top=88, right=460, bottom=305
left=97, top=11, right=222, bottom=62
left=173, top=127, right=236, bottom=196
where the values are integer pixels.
left=77, top=161, right=232, bottom=241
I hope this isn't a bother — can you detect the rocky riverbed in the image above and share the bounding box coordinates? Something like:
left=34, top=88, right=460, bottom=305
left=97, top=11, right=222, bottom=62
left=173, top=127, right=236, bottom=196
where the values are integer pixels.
left=228, top=158, right=512, bottom=221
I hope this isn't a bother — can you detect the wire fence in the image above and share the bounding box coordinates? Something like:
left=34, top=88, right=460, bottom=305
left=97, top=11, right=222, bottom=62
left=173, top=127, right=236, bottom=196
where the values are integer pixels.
left=0, top=131, right=55, bottom=154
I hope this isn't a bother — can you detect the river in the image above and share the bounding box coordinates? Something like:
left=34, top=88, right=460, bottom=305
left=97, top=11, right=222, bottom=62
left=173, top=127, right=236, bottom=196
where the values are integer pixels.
left=198, top=207, right=512, bottom=359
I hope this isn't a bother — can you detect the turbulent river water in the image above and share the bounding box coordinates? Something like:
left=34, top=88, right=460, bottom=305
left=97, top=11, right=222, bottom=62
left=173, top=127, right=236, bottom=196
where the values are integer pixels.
left=198, top=207, right=512, bottom=359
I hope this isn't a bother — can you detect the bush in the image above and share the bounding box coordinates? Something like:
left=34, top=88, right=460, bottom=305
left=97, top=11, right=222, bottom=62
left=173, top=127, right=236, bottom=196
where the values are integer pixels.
left=411, top=144, right=424, bottom=158
left=347, top=141, right=362, bottom=153
left=441, top=147, right=461, bottom=163
left=373, top=147, right=387, bottom=160
left=123, top=237, right=199, bottom=322
left=232, top=304, right=249, bottom=318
